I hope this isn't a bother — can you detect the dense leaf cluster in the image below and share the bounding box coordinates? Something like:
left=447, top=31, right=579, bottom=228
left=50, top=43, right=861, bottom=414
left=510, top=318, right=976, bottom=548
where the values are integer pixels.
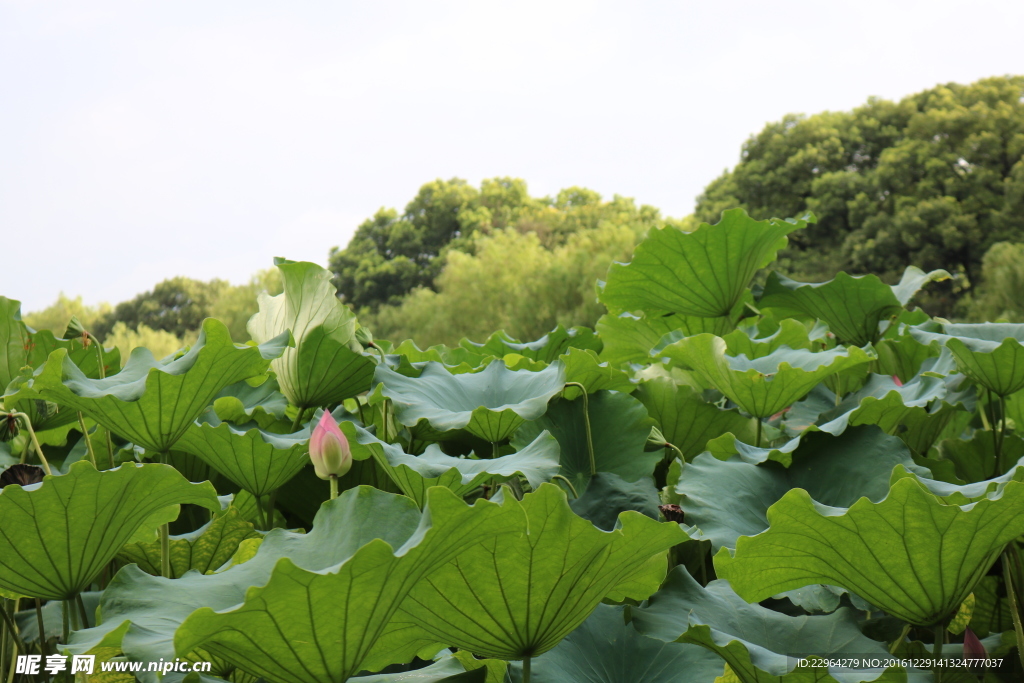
left=4, top=208, right=1024, bottom=682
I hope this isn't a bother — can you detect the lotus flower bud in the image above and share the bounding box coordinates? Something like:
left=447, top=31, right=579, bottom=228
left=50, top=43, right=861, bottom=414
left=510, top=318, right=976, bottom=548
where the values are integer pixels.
left=963, top=628, right=986, bottom=659
left=309, top=412, right=352, bottom=480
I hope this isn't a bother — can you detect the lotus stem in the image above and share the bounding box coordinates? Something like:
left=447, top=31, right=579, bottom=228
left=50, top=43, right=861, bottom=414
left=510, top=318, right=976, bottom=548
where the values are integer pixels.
left=522, top=655, right=531, bottom=683
left=77, top=412, right=97, bottom=468
left=932, top=618, right=946, bottom=683
left=0, top=601, right=25, bottom=659
left=755, top=419, right=762, bottom=449
left=254, top=496, right=268, bottom=531
left=564, top=383, right=595, bottom=477
left=13, top=413, right=52, bottom=476
left=34, top=599, right=46, bottom=657
left=1000, top=395, right=1008, bottom=473
left=508, top=477, right=524, bottom=501
left=61, top=599, right=70, bottom=643
left=889, top=623, right=911, bottom=654
left=551, top=475, right=578, bottom=499
left=329, top=474, right=339, bottom=500
left=1004, top=549, right=1024, bottom=672
left=665, top=442, right=684, bottom=463
left=266, top=490, right=278, bottom=529
left=75, top=593, right=89, bottom=629
left=291, top=407, right=307, bottom=433
left=94, top=342, right=117, bottom=467
left=160, top=524, right=172, bottom=579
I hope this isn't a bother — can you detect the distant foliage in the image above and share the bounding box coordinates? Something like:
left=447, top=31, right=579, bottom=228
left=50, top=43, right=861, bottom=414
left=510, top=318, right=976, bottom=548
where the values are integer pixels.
left=23, top=294, right=111, bottom=337
left=328, top=177, right=665, bottom=312
left=968, top=241, right=1024, bottom=322
left=695, top=75, right=1024, bottom=316
left=104, top=321, right=189, bottom=365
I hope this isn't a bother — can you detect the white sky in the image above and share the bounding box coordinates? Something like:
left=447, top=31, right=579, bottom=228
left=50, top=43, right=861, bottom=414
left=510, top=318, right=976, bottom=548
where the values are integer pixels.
left=2, top=0, right=1023, bottom=313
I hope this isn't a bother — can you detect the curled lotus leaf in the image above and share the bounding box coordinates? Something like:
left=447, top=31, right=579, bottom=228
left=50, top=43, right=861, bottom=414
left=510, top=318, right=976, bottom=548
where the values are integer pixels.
left=910, top=322, right=1024, bottom=397
left=29, top=318, right=287, bottom=454
left=374, top=359, right=566, bottom=443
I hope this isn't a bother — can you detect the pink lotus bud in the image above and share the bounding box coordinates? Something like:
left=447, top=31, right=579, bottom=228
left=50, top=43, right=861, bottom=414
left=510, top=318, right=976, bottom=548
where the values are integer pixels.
left=963, top=628, right=986, bottom=659
left=309, top=412, right=352, bottom=480
left=892, top=375, right=904, bottom=387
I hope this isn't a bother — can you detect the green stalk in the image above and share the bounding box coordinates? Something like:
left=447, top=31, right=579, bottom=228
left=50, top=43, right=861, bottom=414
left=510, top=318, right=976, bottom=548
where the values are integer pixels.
left=889, top=623, right=911, bottom=654
left=564, top=383, right=595, bottom=476
left=1000, top=395, right=1009, bottom=472
left=266, top=490, right=278, bottom=530
left=291, top=407, right=307, bottom=433
left=932, top=620, right=946, bottom=683
left=14, top=413, right=52, bottom=476
left=987, top=390, right=1000, bottom=470
left=551, top=475, right=578, bottom=499
left=329, top=474, right=339, bottom=500
left=67, top=599, right=80, bottom=632
left=77, top=412, right=98, bottom=467
left=254, top=496, right=268, bottom=531
left=522, top=656, right=531, bottom=683
left=508, top=476, right=524, bottom=501
left=755, top=419, right=762, bottom=449
left=61, top=599, right=69, bottom=645
left=94, top=342, right=117, bottom=468
left=1005, top=550, right=1024, bottom=672
left=492, top=442, right=499, bottom=459
left=34, top=599, right=46, bottom=656
left=75, top=593, right=89, bottom=629
left=160, top=524, right=172, bottom=579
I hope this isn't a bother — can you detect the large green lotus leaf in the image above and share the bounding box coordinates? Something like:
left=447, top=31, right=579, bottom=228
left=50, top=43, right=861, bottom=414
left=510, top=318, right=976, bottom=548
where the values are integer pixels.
left=349, top=422, right=561, bottom=506
left=679, top=427, right=918, bottom=551
left=355, top=654, right=492, bottom=682
left=512, top=391, right=660, bottom=495
left=596, top=311, right=736, bottom=370
left=759, top=267, right=949, bottom=346
left=29, top=319, right=286, bottom=454
left=69, top=486, right=523, bottom=683
left=910, top=322, right=1024, bottom=396
left=660, top=333, right=875, bottom=418
left=0, top=296, right=29, bottom=389
left=375, top=360, right=566, bottom=442
left=0, top=461, right=219, bottom=600
left=175, top=414, right=311, bottom=498
left=373, top=484, right=689, bottom=662
left=601, top=209, right=809, bottom=318
left=118, top=507, right=261, bottom=578
left=874, top=333, right=940, bottom=385
left=629, top=568, right=911, bottom=683
left=559, top=348, right=635, bottom=399
left=634, top=378, right=756, bottom=460
left=508, top=603, right=724, bottom=683
left=935, top=433, right=1024, bottom=483
left=247, top=259, right=376, bottom=409
left=714, top=472, right=1024, bottom=625
left=460, top=325, right=602, bottom=362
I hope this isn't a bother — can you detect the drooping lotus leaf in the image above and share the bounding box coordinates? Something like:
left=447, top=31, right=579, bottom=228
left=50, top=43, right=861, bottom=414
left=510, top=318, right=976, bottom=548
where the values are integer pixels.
left=634, top=378, right=756, bottom=460
left=29, top=318, right=287, bottom=454
left=375, top=359, right=566, bottom=443
left=118, top=507, right=260, bottom=579
left=597, top=311, right=737, bottom=370
left=874, top=331, right=940, bottom=385
left=660, top=333, right=875, bottom=418
left=347, top=422, right=561, bottom=507
left=373, top=483, right=688, bottom=662
left=678, top=427, right=919, bottom=551
left=508, top=603, right=724, bottom=683
left=355, top=654, right=492, bottom=682
left=247, top=259, right=377, bottom=409
left=560, top=348, right=635, bottom=399
left=759, top=266, right=949, bottom=346
left=460, top=325, right=602, bottom=362
left=601, top=209, right=810, bottom=318
left=175, top=414, right=311, bottom=498
left=909, top=322, right=1024, bottom=396
left=512, top=391, right=660, bottom=495
left=714, top=470, right=1024, bottom=625
left=0, top=461, right=219, bottom=600
left=69, top=486, right=523, bottom=683
left=629, top=568, right=910, bottom=683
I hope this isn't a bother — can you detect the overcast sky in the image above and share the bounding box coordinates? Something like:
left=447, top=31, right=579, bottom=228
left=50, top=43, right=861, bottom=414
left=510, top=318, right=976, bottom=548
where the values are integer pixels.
left=2, top=0, right=1023, bottom=313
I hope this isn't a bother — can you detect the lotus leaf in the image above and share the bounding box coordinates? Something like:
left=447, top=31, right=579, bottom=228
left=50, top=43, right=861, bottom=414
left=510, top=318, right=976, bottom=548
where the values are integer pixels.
left=0, top=461, right=219, bottom=599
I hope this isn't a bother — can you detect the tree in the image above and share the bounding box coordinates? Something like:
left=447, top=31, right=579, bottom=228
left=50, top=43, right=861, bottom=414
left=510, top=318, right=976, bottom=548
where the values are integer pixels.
left=327, top=177, right=664, bottom=311
left=23, top=294, right=111, bottom=337
left=695, top=76, right=1024, bottom=314
left=92, top=277, right=229, bottom=339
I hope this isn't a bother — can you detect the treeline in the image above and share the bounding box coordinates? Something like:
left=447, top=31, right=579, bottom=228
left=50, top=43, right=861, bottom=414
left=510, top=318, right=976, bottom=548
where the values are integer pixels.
left=26, top=75, right=1024, bottom=349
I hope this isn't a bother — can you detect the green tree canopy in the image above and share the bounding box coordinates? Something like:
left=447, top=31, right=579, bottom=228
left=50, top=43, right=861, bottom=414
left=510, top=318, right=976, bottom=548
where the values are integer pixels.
left=328, top=177, right=664, bottom=312
left=695, top=75, right=1024, bottom=315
